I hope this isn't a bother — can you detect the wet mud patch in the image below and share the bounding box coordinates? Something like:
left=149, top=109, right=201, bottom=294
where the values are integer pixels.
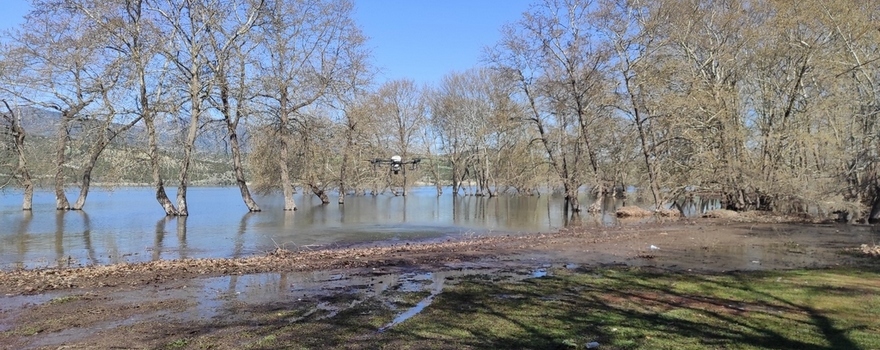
left=0, top=264, right=569, bottom=349
left=0, top=292, right=191, bottom=349
left=510, top=222, right=880, bottom=273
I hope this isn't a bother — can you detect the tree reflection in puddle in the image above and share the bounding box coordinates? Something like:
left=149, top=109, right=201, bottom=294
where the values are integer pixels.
left=179, top=265, right=563, bottom=332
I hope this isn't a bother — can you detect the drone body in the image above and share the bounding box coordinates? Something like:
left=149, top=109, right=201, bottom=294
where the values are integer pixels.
left=370, top=155, right=421, bottom=174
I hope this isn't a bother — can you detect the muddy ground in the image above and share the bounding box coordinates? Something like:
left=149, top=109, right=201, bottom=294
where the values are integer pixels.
left=1, top=217, right=878, bottom=349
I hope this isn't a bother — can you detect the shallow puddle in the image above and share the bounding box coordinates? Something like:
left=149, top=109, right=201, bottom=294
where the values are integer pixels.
left=379, top=293, right=437, bottom=332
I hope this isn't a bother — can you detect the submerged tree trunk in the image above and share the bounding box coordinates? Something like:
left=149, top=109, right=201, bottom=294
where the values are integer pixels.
left=278, top=90, right=297, bottom=211
left=144, top=111, right=178, bottom=215
left=338, top=157, right=348, bottom=204
left=176, top=101, right=199, bottom=216
left=402, top=158, right=409, bottom=197
left=6, top=102, right=34, bottom=210
left=219, top=78, right=260, bottom=212
left=338, top=119, right=354, bottom=205
left=20, top=169, right=34, bottom=211
left=72, top=143, right=101, bottom=211
left=229, top=125, right=261, bottom=212
left=637, top=125, right=662, bottom=210
left=588, top=182, right=604, bottom=213
left=175, top=65, right=205, bottom=216
left=53, top=110, right=74, bottom=210
left=451, top=159, right=461, bottom=196
left=310, top=184, right=330, bottom=204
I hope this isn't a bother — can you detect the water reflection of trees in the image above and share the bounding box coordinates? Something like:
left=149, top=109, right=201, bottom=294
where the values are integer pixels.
left=51, top=211, right=97, bottom=267
left=153, top=216, right=189, bottom=261
left=13, top=210, right=33, bottom=270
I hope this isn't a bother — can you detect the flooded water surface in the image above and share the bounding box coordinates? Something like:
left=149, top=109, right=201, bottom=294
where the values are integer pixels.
left=1, top=186, right=649, bottom=269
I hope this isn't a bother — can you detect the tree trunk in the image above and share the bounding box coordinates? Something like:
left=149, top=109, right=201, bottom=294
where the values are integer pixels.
left=8, top=102, right=34, bottom=210
left=451, top=159, right=460, bottom=196
left=176, top=71, right=203, bottom=216
left=278, top=89, right=297, bottom=211
left=564, top=182, right=581, bottom=212
left=220, top=80, right=260, bottom=212
left=638, top=127, right=662, bottom=210
left=588, top=182, right=604, bottom=213
left=338, top=159, right=347, bottom=204
left=433, top=159, right=443, bottom=196
left=17, top=154, right=34, bottom=211
left=21, top=174, right=34, bottom=211
left=144, top=112, right=178, bottom=215
left=869, top=192, right=880, bottom=224
left=338, top=123, right=353, bottom=205
left=131, top=33, right=176, bottom=215
left=402, top=159, right=408, bottom=197
left=72, top=144, right=102, bottom=211
left=626, top=77, right=662, bottom=211
left=310, top=184, right=330, bottom=204
left=53, top=110, right=73, bottom=210
left=230, top=128, right=261, bottom=212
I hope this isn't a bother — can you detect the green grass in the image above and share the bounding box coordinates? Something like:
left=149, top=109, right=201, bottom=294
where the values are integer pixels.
left=47, top=295, right=80, bottom=305
left=377, top=267, right=880, bottom=349
left=142, top=266, right=880, bottom=349
left=163, top=338, right=190, bottom=349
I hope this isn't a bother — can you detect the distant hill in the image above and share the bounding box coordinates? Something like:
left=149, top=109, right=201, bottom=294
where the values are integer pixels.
left=3, top=105, right=239, bottom=186
left=13, top=105, right=235, bottom=153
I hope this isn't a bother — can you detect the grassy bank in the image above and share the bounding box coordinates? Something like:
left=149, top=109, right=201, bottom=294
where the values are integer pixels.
left=168, top=266, right=880, bottom=349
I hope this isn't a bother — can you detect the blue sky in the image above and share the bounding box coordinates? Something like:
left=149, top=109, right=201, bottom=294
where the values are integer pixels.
left=353, top=0, right=532, bottom=86
left=0, top=0, right=532, bottom=87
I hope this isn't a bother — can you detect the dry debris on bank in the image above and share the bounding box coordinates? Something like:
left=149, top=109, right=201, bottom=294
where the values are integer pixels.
left=613, top=206, right=682, bottom=218
left=703, top=209, right=740, bottom=219
left=657, top=208, right=682, bottom=217
left=0, top=224, right=666, bottom=296
left=0, top=237, right=499, bottom=295
left=702, top=209, right=836, bottom=223
left=857, top=244, right=880, bottom=257
left=616, top=206, right=653, bottom=218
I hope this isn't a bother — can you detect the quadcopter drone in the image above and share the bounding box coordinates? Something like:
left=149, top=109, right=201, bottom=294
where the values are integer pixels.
left=369, top=155, right=421, bottom=175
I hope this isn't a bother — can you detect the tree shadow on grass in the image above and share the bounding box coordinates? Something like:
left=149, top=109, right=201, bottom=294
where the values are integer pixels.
left=380, top=266, right=879, bottom=349
left=121, top=264, right=880, bottom=349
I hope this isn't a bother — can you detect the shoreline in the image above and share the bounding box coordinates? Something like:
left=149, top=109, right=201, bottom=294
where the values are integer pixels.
left=1, top=218, right=876, bottom=296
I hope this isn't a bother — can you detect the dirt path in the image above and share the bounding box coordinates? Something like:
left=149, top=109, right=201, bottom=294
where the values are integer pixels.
left=1, top=219, right=877, bottom=349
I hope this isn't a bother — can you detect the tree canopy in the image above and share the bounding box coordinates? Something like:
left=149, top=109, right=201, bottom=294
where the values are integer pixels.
left=1, top=0, right=877, bottom=222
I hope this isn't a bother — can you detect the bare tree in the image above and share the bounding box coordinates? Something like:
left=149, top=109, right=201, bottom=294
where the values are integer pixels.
left=61, top=0, right=181, bottom=214
left=252, top=0, right=368, bottom=210
left=598, top=0, right=688, bottom=210
left=430, top=68, right=524, bottom=197
left=816, top=0, right=880, bottom=221
left=429, top=71, right=481, bottom=196
left=489, top=0, right=611, bottom=212
left=203, top=0, right=264, bottom=212
left=336, top=95, right=376, bottom=202
left=7, top=1, right=132, bottom=211
left=372, top=79, right=427, bottom=196
left=152, top=0, right=221, bottom=216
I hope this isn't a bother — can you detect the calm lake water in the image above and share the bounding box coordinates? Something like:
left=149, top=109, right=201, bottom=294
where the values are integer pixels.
left=1, top=186, right=671, bottom=270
